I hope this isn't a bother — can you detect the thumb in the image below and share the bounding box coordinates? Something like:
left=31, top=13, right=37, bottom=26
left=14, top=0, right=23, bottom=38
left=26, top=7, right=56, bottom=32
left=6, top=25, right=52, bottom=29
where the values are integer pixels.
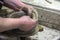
left=31, top=19, right=37, bottom=23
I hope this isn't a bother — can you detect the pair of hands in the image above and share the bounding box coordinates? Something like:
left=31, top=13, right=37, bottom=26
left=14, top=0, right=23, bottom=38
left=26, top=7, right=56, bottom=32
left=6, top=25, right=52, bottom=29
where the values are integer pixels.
left=1, top=0, right=36, bottom=32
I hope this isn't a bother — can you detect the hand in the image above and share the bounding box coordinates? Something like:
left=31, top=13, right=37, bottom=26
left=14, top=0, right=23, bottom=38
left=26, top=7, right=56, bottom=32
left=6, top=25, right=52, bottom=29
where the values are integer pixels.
left=18, top=16, right=36, bottom=31
left=3, top=0, right=34, bottom=15
left=3, top=16, right=36, bottom=32
left=22, top=5, right=34, bottom=15
left=4, top=0, right=24, bottom=11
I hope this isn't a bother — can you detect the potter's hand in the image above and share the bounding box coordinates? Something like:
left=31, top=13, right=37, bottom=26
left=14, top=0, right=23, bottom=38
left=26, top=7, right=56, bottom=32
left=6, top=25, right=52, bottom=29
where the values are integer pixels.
left=0, top=16, right=36, bottom=32
left=18, top=16, right=36, bottom=31
left=3, top=0, right=34, bottom=15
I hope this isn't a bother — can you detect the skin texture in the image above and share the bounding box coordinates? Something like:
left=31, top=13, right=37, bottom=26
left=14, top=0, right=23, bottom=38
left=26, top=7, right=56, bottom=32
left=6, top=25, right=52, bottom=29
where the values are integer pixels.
left=0, top=0, right=36, bottom=32
left=0, top=16, right=36, bottom=32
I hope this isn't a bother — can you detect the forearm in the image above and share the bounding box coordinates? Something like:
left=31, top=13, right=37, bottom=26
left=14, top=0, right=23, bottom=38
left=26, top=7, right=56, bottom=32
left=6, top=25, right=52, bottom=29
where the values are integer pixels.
left=0, top=17, right=7, bottom=32
left=0, top=18, right=22, bottom=32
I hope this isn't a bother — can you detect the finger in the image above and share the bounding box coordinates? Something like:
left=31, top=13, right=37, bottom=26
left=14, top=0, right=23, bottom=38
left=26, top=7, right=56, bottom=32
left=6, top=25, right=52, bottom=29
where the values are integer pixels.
left=20, top=16, right=30, bottom=18
left=31, top=19, right=37, bottom=23
left=28, top=7, right=35, bottom=16
left=4, top=2, right=20, bottom=11
left=28, top=9, right=32, bottom=15
left=10, top=1, right=23, bottom=10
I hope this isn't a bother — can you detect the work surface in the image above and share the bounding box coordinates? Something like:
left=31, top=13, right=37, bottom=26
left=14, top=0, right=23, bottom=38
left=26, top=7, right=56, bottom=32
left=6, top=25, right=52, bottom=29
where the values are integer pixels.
left=29, top=25, right=60, bottom=40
